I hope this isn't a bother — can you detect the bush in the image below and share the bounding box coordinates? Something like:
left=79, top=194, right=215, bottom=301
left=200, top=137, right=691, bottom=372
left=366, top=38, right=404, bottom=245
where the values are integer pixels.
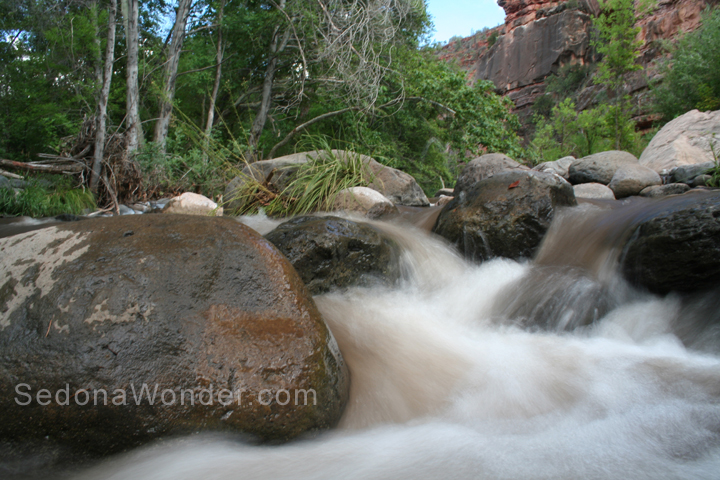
left=0, top=176, right=96, bottom=217
left=653, top=7, right=720, bottom=121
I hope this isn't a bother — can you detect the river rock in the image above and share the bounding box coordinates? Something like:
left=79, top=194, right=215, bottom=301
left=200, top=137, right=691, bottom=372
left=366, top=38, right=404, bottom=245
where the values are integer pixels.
left=454, top=153, right=529, bottom=195
left=532, top=156, right=575, bottom=179
left=0, top=175, right=10, bottom=190
left=573, top=183, right=616, bottom=200
left=668, top=161, right=716, bottom=184
left=163, top=192, right=222, bottom=216
left=608, top=163, right=662, bottom=198
left=568, top=151, right=639, bottom=185
left=433, top=170, right=577, bottom=262
left=331, top=187, right=398, bottom=219
left=0, top=215, right=348, bottom=456
left=639, top=109, right=720, bottom=173
left=265, top=216, right=401, bottom=295
left=621, top=191, right=720, bottom=294
left=639, top=183, right=691, bottom=198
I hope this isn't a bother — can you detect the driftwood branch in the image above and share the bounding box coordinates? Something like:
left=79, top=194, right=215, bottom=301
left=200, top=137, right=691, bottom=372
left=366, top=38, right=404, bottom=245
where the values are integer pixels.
left=0, top=158, right=85, bottom=174
left=0, top=168, right=24, bottom=180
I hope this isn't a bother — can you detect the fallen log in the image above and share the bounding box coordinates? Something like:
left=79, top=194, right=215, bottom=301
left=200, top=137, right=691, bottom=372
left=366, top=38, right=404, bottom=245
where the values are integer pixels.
left=0, top=159, right=84, bottom=174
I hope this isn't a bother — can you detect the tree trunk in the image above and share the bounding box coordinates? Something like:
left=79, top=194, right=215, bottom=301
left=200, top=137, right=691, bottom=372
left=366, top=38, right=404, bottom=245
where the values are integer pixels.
left=125, top=0, right=141, bottom=154
left=91, top=0, right=117, bottom=192
left=247, top=0, right=289, bottom=162
left=153, top=0, right=193, bottom=153
left=203, top=0, right=225, bottom=162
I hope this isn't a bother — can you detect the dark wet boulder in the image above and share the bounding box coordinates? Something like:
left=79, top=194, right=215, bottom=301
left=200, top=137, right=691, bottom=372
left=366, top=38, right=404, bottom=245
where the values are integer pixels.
left=453, top=153, right=529, bottom=196
left=265, top=216, right=401, bottom=295
left=621, top=191, right=720, bottom=294
left=0, top=215, right=348, bottom=457
left=433, top=170, right=577, bottom=262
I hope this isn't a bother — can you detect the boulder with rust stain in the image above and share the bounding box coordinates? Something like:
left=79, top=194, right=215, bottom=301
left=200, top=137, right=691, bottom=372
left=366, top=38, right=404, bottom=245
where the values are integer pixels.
left=0, top=214, right=348, bottom=457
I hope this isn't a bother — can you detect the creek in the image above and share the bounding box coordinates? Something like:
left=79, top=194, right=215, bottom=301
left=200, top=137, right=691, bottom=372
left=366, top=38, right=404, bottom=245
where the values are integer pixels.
left=67, top=196, right=720, bottom=480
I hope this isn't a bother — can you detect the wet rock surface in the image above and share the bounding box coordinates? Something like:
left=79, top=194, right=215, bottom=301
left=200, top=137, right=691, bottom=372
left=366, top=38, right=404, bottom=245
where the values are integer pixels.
left=639, top=183, right=691, bottom=198
left=453, top=153, right=529, bottom=196
left=621, top=192, right=720, bottom=294
left=433, top=170, right=577, bottom=262
left=0, top=215, right=348, bottom=457
left=265, top=216, right=401, bottom=295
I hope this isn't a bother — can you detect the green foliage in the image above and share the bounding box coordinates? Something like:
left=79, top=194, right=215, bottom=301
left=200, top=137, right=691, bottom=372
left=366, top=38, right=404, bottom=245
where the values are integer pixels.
left=593, top=0, right=644, bottom=149
left=0, top=176, right=96, bottom=217
left=653, top=7, right=720, bottom=120
left=529, top=98, right=642, bottom=163
left=488, top=30, right=499, bottom=47
left=545, top=63, right=592, bottom=96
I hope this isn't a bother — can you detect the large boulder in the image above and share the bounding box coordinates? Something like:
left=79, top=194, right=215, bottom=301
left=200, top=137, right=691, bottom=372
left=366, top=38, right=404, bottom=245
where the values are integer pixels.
left=453, top=153, right=529, bottom=195
left=573, top=182, right=616, bottom=200
left=0, top=215, right=348, bottom=456
left=568, top=151, right=639, bottom=185
left=607, top=163, right=662, bottom=198
left=639, top=109, right=720, bottom=173
left=621, top=191, right=720, bottom=294
left=224, top=151, right=429, bottom=212
left=265, top=216, right=401, bottom=295
left=668, top=161, right=716, bottom=184
left=331, top=187, right=398, bottom=219
left=163, top=192, right=222, bottom=216
left=433, top=170, right=577, bottom=262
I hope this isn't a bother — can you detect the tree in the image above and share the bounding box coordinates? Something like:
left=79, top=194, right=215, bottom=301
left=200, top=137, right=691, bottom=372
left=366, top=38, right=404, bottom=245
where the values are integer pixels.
left=91, top=0, right=118, bottom=191
left=153, top=0, right=194, bottom=154
left=653, top=7, right=720, bottom=120
left=123, top=0, right=142, bottom=154
left=592, top=0, right=643, bottom=149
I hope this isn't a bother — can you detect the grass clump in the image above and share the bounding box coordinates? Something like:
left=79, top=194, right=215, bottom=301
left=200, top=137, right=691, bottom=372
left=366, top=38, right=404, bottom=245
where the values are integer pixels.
left=0, top=176, right=96, bottom=217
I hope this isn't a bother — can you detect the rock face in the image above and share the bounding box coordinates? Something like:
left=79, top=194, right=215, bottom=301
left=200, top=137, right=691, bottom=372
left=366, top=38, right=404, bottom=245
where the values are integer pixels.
left=265, top=216, right=401, bottom=295
left=332, top=187, right=398, bottom=219
left=639, top=109, right=720, bottom=173
left=454, top=153, right=529, bottom=195
left=224, top=151, right=429, bottom=213
left=163, top=192, right=222, bottom=216
left=568, top=151, right=639, bottom=185
left=434, top=170, right=577, bottom=262
left=608, top=163, right=662, bottom=198
left=476, top=8, right=593, bottom=95
left=621, top=192, right=720, bottom=294
left=0, top=215, right=348, bottom=456
left=573, top=182, right=615, bottom=200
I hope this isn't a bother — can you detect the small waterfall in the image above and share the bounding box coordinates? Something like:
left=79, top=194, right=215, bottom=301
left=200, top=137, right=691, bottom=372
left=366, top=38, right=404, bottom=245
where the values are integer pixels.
left=72, top=198, right=720, bottom=480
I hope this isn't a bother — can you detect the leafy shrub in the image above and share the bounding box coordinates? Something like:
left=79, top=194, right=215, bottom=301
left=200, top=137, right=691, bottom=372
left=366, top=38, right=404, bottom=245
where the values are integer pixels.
left=653, top=7, right=720, bottom=121
left=0, top=176, right=96, bottom=217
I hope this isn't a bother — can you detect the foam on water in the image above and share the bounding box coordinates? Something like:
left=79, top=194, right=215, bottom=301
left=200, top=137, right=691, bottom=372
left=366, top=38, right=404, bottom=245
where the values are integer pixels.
left=74, top=210, right=720, bottom=480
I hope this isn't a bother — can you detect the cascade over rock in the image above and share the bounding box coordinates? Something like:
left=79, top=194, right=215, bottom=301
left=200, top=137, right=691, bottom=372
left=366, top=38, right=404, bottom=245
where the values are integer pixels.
left=0, top=215, right=348, bottom=456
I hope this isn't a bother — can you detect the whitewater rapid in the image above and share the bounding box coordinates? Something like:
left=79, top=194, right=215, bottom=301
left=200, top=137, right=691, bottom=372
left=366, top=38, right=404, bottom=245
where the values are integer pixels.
left=74, top=208, right=720, bottom=480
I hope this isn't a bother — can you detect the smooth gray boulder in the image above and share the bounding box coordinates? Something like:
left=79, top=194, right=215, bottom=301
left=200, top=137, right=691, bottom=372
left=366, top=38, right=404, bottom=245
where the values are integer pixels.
left=573, top=183, right=616, bottom=200
left=669, top=161, right=716, bottom=184
left=639, top=109, right=720, bottom=173
left=608, top=163, right=662, bottom=198
left=453, top=153, right=529, bottom=195
left=568, top=151, right=639, bottom=185
left=639, top=184, right=691, bottom=198
left=331, top=187, right=398, bottom=219
left=532, top=156, right=575, bottom=179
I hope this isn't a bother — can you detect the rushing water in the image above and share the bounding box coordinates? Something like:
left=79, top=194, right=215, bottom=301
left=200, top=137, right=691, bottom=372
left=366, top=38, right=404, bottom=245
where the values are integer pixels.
left=15, top=198, right=720, bottom=479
